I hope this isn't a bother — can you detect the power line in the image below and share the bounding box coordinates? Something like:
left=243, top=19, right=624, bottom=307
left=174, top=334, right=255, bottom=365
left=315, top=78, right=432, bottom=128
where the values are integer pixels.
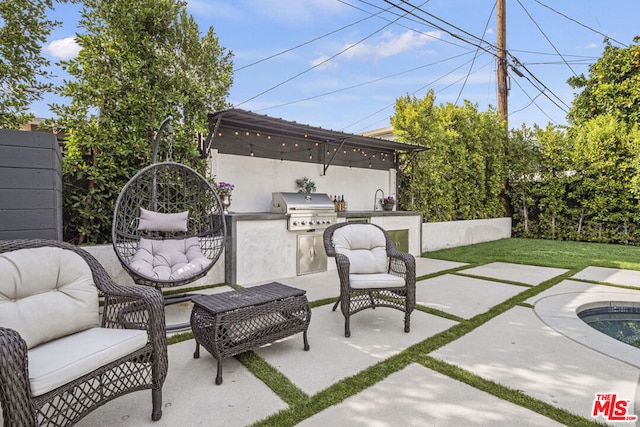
left=234, top=7, right=383, bottom=72
left=455, top=2, right=495, bottom=105
left=532, top=0, right=628, bottom=47
left=256, top=51, right=474, bottom=113
left=509, top=74, right=557, bottom=124
left=346, top=0, right=474, bottom=51
left=516, top=0, right=578, bottom=77
left=234, top=0, right=431, bottom=108
left=382, top=0, right=498, bottom=58
left=341, top=55, right=493, bottom=132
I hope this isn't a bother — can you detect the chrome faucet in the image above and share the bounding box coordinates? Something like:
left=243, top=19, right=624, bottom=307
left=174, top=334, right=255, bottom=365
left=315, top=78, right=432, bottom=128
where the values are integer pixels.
left=373, top=188, right=384, bottom=211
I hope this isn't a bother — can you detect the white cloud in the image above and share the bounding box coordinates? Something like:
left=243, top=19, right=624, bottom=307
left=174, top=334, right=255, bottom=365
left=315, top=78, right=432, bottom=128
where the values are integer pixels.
left=45, top=37, right=80, bottom=59
left=586, top=42, right=598, bottom=49
left=485, top=28, right=494, bottom=35
left=312, top=30, right=440, bottom=66
left=309, top=54, right=338, bottom=70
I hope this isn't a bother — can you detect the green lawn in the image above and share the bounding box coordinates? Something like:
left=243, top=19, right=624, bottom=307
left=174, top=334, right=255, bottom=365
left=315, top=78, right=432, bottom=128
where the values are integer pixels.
left=425, top=237, right=640, bottom=271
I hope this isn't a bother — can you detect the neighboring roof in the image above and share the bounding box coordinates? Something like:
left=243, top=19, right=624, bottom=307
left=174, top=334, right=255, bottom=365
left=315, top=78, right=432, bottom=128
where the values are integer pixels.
left=360, top=126, right=396, bottom=141
left=208, top=109, right=424, bottom=153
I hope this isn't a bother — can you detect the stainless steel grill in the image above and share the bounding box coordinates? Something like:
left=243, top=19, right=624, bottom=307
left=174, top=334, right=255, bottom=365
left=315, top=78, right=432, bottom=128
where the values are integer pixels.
left=271, top=192, right=337, bottom=231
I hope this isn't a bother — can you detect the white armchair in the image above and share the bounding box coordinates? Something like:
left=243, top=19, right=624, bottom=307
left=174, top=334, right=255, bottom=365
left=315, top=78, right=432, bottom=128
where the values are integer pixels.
left=323, top=223, right=416, bottom=337
left=0, top=240, right=168, bottom=426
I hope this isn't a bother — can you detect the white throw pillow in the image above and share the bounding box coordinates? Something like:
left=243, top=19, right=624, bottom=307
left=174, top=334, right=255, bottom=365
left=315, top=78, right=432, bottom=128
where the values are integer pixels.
left=137, top=208, right=189, bottom=232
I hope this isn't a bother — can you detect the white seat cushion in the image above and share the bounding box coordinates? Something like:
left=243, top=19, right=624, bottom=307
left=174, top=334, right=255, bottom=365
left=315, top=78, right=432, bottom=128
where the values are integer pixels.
left=129, top=237, right=212, bottom=281
left=0, top=247, right=99, bottom=349
left=332, top=224, right=388, bottom=274
left=28, top=327, right=148, bottom=396
left=349, top=273, right=406, bottom=289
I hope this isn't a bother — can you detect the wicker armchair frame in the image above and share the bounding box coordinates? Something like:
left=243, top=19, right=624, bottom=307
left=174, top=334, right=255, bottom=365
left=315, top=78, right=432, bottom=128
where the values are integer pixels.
left=323, top=222, right=416, bottom=337
left=0, top=239, right=168, bottom=426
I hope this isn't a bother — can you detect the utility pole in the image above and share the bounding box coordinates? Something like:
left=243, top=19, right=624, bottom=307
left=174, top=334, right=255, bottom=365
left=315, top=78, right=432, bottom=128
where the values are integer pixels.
left=496, top=0, right=508, bottom=127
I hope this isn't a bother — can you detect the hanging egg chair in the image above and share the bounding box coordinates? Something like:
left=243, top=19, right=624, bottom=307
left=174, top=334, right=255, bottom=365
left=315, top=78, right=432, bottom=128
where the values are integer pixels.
left=112, top=117, right=226, bottom=291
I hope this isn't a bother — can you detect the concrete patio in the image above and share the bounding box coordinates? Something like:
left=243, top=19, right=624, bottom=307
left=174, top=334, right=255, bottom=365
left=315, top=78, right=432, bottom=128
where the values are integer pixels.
left=72, top=258, right=640, bottom=426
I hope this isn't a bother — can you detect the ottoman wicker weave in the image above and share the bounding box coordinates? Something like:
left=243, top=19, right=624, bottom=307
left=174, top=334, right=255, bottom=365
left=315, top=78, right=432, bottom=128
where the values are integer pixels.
left=190, top=282, right=311, bottom=384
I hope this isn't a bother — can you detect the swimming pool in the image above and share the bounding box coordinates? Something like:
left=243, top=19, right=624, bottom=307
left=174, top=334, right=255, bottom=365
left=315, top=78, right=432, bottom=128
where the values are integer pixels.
left=579, top=306, right=640, bottom=349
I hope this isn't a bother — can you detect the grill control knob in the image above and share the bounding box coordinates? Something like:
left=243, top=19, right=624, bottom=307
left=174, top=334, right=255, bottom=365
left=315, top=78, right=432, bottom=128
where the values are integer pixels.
left=292, top=220, right=298, bottom=226
left=301, top=220, right=307, bottom=225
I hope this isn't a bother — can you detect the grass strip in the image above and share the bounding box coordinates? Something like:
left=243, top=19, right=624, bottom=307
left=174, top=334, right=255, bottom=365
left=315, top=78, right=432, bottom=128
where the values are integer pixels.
left=236, top=351, right=310, bottom=407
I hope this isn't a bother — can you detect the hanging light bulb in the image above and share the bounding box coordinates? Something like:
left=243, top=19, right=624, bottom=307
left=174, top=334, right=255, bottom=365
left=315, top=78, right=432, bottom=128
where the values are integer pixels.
left=308, top=149, right=312, bottom=160
left=250, top=144, right=254, bottom=156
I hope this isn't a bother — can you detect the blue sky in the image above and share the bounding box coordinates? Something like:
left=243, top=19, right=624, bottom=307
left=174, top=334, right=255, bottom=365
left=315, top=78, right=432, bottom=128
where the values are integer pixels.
left=36, top=0, right=640, bottom=133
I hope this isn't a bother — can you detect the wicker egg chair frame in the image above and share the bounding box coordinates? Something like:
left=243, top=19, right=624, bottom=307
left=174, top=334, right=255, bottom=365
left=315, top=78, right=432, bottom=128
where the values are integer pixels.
left=112, top=117, right=226, bottom=290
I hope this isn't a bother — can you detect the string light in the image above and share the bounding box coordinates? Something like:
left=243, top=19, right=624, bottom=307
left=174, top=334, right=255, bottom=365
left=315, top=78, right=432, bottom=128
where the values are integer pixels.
left=213, top=129, right=397, bottom=168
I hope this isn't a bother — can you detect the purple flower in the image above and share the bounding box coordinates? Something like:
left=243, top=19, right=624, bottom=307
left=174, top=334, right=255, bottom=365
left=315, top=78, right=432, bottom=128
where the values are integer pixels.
left=217, top=182, right=234, bottom=196
left=383, top=196, right=395, bottom=204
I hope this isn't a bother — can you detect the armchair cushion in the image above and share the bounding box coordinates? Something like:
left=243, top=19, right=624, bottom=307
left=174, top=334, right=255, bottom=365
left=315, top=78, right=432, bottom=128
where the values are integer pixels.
left=349, top=273, right=406, bottom=289
left=129, top=237, right=212, bottom=281
left=28, top=327, right=148, bottom=396
left=0, top=247, right=99, bottom=349
left=332, top=224, right=387, bottom=274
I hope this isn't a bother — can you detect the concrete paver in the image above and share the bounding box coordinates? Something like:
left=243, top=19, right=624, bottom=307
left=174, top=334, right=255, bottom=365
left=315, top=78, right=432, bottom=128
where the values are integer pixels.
left=573, top=266, right=640, bottom=288
left=298, top=363, right=563, bottom=427
left=461, top=262, right=568, bottom=285
left=416, top=274, right=525, bottom=319
left=254, top=306, right=457, bottom=395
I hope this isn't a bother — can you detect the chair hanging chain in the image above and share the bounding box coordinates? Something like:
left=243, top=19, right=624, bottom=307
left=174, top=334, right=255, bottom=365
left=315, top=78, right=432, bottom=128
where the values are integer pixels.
left=168, top=132, right=173, bottom=162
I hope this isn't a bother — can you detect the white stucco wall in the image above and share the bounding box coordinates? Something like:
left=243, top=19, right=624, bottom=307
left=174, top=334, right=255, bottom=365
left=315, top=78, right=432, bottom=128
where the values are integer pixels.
left=422, top=217, right=512, bottom=252
left=209, top=151, right=396, bottom=212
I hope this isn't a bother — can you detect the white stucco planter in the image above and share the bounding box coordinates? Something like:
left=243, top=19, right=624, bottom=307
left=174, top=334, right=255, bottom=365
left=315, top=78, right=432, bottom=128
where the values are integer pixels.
left=422, top=217, right=512, bottom=252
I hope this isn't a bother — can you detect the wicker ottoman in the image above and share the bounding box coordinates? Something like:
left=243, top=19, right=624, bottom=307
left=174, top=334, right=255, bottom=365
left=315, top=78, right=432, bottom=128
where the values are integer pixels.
left=190, top=282, right=311, bottom=384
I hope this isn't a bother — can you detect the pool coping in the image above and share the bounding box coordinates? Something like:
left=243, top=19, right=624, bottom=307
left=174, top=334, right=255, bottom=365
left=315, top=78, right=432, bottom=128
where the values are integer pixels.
left=534, top=288, right=640, bottom=369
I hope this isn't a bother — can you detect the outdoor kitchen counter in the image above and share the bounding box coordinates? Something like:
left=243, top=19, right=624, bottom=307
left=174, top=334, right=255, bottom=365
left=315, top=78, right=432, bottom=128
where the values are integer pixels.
left=223, top=210, right=421, bottom=220
left=223, top=211, right=422, bottom=286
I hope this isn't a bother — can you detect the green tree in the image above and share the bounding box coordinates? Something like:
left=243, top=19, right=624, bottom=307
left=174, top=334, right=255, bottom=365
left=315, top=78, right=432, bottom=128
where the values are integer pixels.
left=393, top=90, right=507, bottom=222
left=53, top=0, right=233, bottom=244
left=0, top=0, right=58, bottom=129
left=506, top=124, right=540, bottom=236
left=567, top=36, right=640, bottom=125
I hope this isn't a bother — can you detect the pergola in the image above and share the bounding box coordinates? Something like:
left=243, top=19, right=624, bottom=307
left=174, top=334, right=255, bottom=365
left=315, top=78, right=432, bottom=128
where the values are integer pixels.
left=205, top=109, right=425, bottom=174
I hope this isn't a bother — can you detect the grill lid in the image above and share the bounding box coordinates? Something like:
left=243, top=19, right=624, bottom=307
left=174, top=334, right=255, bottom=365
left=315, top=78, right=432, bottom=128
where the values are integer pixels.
left=271, top=192, right=334, bottom=213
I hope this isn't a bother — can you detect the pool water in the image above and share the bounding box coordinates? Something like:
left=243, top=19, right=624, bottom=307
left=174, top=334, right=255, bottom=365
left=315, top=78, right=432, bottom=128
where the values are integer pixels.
left=579, top=306, right=640, bottom=349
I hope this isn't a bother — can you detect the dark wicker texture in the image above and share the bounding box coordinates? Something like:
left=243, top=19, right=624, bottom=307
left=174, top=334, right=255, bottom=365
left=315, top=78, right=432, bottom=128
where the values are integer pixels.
left=190, top=283, right=311, bottom=385
left=112, top=161, right=226, bottom=288
left=323, top=222, right=416, bottom=337
left=0, top=239, right=168, bottom=426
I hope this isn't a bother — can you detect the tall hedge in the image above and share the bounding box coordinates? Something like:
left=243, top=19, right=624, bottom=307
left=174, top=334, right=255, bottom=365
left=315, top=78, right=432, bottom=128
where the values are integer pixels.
left=392, top=90, right=508, bottom=222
